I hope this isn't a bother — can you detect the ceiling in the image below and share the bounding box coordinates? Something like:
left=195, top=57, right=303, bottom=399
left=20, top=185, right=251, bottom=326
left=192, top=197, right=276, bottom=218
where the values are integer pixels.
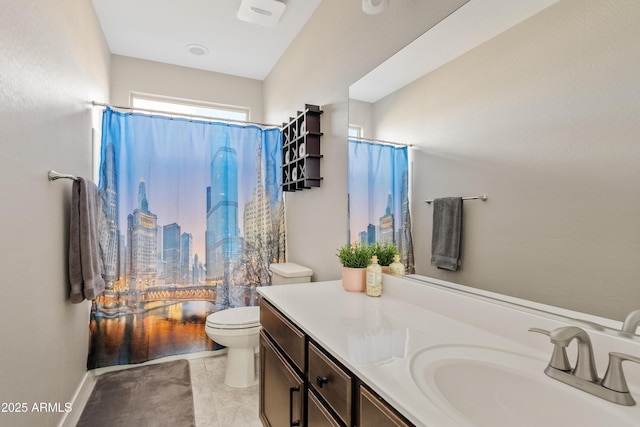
left=350, top=0, right=559, bottom=103
left=91, top=0, right=321, bottom=81
left=91, top=0, right=558, bottom=100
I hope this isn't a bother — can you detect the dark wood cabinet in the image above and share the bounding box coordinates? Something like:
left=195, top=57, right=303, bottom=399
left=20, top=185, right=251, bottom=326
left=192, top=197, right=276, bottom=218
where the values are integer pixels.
left=308, top=390, right=341, bottom=427
left=281, top=104, right=323, bottom=191
left=357, top=385, right=412, bottom=427
left=259, top=299, right=413, bottom=427
left=259, top=297, right=305, bottom=371
left=259, top=331, right=304, bottom=427
left=308, top=342, right=353, bottom=426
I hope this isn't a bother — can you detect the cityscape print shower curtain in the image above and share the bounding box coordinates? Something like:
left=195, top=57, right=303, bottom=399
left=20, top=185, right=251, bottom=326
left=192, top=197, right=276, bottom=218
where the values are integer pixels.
left=348, top=139, right=414, bottom=272
left=88, top=107, right=284, bottom=369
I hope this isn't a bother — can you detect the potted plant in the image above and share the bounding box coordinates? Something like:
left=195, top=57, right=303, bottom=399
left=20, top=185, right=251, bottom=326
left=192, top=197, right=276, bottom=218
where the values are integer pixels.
left=372, top=242, right=397, bottom=273
left=337, top=242, right=373, bottom=292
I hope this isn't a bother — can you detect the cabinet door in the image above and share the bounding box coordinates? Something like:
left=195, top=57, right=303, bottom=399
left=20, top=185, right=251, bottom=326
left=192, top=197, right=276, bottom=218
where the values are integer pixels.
left=358, top=385, right=413, bottom=427
left=260, top=331, right=305, bottom=427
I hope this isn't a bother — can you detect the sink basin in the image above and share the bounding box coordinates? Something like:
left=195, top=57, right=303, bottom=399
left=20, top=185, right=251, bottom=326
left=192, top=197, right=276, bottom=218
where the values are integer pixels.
left=410, top=345, right=638, bottom=427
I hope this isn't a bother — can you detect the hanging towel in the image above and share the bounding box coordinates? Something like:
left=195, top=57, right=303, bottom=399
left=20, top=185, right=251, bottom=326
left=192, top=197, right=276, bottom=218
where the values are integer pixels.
left=430, top=197, right=463, bottom=271
left=69, top=177, right=105, bottom=303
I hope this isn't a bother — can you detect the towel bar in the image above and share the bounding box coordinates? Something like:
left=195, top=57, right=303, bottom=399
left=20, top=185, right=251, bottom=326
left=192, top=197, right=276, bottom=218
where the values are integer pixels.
left=425, top=195, right=488, bottom=204
left=48, top=170, right=79, bottom=182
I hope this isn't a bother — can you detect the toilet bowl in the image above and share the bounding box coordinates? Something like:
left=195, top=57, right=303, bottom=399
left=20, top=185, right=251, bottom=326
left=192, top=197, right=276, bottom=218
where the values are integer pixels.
left=205, top=263, right=313, bottom=388
left=205, top=306, right=262, bottom=388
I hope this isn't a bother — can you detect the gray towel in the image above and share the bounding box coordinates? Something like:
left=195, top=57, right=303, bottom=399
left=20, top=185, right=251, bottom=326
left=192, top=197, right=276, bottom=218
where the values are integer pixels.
left=430, top=197, right=463, bottom=271
left=69, top=177, right=105, bottom=303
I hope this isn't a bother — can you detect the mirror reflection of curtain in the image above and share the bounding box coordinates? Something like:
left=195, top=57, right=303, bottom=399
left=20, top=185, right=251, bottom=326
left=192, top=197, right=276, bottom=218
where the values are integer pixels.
left=88, top=107, right=284, bottom=369
left=348, top=139, right=414, bottom=272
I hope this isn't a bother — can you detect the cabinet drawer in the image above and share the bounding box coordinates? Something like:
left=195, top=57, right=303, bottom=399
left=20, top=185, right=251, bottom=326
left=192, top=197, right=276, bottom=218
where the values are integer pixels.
left=260, top=299, right=305, bottom=372
left=308, top=390, right=341, bottom=427
left=358, top=385, right=413, bottom=427
left=308, top=341, right=353, bottom=426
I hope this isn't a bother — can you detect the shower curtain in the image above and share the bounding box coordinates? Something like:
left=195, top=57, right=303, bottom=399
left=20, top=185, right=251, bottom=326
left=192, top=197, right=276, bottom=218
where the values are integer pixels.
left=348, top=139, right=414, bottom=272
left=88, top=107, right=284, bottom=369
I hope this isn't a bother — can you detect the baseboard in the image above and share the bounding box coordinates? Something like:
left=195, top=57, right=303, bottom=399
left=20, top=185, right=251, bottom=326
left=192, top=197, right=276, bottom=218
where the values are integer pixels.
left=57, top=370, right=97, bottom=427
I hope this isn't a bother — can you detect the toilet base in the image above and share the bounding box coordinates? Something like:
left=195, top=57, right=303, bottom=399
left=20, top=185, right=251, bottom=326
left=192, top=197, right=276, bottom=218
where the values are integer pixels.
left=225, top=347, right=258, bottom=388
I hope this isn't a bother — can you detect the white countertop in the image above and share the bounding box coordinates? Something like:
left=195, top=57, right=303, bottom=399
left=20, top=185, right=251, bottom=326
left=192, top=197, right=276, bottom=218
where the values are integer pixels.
left=257, top=276, right=640, bottom=426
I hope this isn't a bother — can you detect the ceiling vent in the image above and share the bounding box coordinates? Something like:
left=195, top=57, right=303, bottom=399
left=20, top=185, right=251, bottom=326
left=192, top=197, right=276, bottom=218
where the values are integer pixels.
left=237, top=0, right=287, bottom=28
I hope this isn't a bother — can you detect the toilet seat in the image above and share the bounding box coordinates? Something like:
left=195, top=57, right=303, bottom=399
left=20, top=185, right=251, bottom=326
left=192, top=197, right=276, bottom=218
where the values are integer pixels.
left=206, top=306, right=260, bottom=330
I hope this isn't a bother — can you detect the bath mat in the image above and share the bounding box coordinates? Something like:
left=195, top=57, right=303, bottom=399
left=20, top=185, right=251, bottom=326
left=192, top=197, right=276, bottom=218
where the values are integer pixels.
left=77, top=359, right=195, bottom=427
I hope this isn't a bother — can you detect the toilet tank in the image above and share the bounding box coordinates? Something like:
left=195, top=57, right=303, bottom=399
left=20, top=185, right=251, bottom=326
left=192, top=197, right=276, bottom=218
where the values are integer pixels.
left=270, top=262, right=313, bottom=285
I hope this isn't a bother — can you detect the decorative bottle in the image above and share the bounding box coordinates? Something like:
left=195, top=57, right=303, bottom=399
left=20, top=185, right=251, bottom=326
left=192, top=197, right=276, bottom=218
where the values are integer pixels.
left=366, top=255, right=382, bottom=297
left=389, top=254, right=405, bottom=276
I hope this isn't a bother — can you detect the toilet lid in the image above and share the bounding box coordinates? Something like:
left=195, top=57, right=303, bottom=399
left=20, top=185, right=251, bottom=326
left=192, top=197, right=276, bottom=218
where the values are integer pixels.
left=206, top=306, right=260, bottom=329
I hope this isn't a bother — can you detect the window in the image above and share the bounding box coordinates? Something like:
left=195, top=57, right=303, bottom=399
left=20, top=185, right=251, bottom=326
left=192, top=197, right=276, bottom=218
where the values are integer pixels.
left=130, top=93, right=249, bottom=122
left=348, top=125, right=363, bottom=138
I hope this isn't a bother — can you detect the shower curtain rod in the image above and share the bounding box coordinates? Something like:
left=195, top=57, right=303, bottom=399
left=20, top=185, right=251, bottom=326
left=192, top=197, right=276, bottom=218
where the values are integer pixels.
left=349, top=136, right=412, bottom=147
left=91, top=101, right=282, bottom=129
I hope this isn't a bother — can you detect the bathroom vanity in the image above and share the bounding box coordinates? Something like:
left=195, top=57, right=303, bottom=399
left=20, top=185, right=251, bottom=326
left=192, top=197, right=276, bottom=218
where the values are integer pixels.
left=259, top=297, right=411, bottom=426
left=257, top=275, right=640, bottom=426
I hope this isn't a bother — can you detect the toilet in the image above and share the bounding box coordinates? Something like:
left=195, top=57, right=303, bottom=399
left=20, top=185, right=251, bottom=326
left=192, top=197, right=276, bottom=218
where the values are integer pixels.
left=205, top=262, right=313, bottom=387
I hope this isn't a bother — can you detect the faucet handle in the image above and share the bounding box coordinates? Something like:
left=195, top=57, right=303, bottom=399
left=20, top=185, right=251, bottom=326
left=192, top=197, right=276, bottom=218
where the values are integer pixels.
left=529, top=327, right=572, bottom=371
left=528, top=327, right=550, bottom=336
left=602, top=352, right=640, bottom=394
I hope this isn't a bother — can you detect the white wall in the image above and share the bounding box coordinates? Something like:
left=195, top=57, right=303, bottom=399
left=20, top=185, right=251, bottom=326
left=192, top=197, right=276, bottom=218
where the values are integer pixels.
left=264, top=0, right=468, bottom=282
left=370, top=0, right=640, bottom=320
left=0, top=1, right=110, bottom=426
left=110, top=55, right=264, bottom=122
left=347, top=99, right=374, bottom=139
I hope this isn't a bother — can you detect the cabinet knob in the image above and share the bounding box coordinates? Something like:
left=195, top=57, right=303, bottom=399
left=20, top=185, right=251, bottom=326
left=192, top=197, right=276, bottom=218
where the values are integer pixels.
left=316, top=375, right=329, bottom=388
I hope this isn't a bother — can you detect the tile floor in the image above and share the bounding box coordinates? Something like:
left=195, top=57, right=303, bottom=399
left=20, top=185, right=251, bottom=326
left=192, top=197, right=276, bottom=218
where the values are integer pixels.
left=189, top=355, right=262, bottom=427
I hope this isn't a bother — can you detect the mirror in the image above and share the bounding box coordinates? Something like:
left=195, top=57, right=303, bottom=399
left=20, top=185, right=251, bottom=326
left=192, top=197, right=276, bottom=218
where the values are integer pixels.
left=349, top=0, right=640, bottom=338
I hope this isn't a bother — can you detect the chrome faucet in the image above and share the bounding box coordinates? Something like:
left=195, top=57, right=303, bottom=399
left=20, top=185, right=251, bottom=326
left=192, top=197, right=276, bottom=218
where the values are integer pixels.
left=530, top=326, right=640, bottom=405
left=621, top=309, right=640, bottom=335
